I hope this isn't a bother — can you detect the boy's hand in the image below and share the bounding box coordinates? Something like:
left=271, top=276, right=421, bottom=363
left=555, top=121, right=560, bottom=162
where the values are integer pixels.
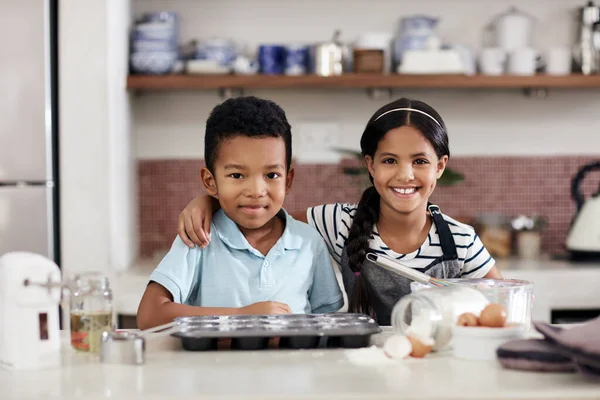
left=240, top=301, right=292, bottom=315
left=178, top=195, right=214, bottom=248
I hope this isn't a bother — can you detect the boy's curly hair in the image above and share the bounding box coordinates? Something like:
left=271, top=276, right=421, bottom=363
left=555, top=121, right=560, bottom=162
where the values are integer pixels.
left=204, top=96, right=292, bottom=172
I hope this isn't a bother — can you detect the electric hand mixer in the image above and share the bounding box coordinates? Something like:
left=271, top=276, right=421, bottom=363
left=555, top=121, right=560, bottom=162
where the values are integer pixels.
left=0, top=252, right=62, bottom=370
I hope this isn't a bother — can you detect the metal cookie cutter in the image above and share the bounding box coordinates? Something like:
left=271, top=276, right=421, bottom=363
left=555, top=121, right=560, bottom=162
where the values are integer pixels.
left=100, top=321, right=182, bottom=365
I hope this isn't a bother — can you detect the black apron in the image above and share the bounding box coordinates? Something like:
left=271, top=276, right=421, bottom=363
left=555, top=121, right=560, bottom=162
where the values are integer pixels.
left=340, top=204, right=462, bottom=326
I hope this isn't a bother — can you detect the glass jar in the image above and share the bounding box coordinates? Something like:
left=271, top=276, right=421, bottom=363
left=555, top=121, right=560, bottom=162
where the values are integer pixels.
left=69, top=272, right=114, bottom=353
left=391, top=285, right=489, bottom=350
left=511, top=215, right=547, bottom=259
left=476, top=213, right=512, bottom=258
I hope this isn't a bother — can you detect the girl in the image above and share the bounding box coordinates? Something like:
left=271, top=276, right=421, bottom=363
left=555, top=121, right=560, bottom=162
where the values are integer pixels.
left=177, top=97, right=502, bottom=325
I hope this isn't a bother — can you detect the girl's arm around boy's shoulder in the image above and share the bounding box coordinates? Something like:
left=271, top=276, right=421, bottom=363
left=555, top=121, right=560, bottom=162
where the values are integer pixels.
left=293, top=203, right=358, bottom=234
left=301, top=203, right=358, bottom=265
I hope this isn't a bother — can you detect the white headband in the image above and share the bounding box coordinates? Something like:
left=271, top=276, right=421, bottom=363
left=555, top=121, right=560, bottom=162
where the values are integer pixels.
left=373, top=108, right=442, bottom=127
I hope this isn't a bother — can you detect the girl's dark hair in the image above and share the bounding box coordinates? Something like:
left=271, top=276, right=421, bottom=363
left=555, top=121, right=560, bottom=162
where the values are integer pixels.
left=346, top=98, right=450, bottom=315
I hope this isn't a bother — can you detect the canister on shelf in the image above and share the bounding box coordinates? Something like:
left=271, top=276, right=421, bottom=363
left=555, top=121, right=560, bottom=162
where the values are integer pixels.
left=353, top=49, right=385, bottom=73
left=511, top=215, right=547, bottom=259
left=476, top=213, right=512, bottom=258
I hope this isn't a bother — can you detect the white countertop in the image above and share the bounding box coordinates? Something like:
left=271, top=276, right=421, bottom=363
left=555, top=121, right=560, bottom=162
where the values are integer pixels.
left=1, top=329, right=598, bottom=400
left=113, top=257, right=600, bottom=323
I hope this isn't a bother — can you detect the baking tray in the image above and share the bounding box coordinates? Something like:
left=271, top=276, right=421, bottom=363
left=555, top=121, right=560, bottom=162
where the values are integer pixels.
left=172, top=313, right=381, bottom=351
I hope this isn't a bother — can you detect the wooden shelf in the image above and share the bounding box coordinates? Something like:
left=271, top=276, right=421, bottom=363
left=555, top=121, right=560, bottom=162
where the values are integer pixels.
left=127, top=73, right=600, bottom=91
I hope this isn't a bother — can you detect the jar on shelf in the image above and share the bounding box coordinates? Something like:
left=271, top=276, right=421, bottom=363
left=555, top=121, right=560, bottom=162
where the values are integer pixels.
left=476, top=213, right=513, bottom=258
left=511, top=215, right=547, bottom=259
left=68, top=272, right=114, bottom=353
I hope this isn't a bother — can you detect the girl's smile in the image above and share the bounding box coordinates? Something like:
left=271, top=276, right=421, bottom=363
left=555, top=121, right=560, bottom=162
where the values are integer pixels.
left=391, top=186, right=419, bottom=197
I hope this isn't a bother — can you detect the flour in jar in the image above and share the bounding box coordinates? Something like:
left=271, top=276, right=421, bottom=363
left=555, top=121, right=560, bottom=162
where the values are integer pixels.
left=392, top=285, right=489, bottom=350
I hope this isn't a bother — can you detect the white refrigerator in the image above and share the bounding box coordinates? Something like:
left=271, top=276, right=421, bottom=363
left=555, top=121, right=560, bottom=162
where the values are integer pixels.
left=0, top=0, right=59, bottom=263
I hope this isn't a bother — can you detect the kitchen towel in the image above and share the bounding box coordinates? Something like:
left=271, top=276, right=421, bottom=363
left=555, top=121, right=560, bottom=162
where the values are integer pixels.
left=497, top=316, right=600, bottom=377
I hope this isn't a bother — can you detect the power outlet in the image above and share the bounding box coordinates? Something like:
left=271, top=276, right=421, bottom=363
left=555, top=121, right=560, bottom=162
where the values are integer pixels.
left=295, top=121, right=342, bottom=164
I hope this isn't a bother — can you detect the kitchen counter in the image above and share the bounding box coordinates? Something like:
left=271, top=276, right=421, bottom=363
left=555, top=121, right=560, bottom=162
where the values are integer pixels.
left=1, top=329, right=598, bottom=400
left=113, top=258, right=600, bottom=323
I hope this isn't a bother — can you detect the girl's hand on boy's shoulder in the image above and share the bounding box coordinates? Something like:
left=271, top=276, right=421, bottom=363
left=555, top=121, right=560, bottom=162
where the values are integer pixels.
left=178, top=195, right=214, bottom=248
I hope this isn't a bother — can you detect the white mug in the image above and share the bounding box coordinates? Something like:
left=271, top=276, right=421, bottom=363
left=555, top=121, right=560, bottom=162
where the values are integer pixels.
left=545, top=47, right=572, bottom=76
left=479, top=47, right=506, bottom=75
left=507, top=48, right=541, bottom=75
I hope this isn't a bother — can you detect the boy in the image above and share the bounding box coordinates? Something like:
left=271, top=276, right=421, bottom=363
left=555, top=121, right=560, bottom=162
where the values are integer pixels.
left=137, top=96, right=343, bottom=329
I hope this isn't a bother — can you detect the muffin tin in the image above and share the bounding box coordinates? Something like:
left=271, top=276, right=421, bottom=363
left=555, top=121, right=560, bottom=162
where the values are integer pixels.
left=172, top=313, right=381, bottom=351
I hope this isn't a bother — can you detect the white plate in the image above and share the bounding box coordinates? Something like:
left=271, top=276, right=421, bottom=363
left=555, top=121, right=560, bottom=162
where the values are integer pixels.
left=451, top=324, right=527, bottom=361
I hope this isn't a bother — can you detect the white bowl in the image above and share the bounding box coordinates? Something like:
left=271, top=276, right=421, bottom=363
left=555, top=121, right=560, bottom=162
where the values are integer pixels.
left=130, top=51, right=178, bottom=75
left=452, top=324, right=526, bottom=361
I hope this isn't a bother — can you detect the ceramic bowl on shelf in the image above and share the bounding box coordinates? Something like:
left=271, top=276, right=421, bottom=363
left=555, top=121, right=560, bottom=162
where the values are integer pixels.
left=133, top=22, right=177, bottom=42
left=132, top=40, right=177, bottom=52
left=232, top=56, right=259, bottom=75
left=195, top=38, right=238, bottom=67
left=130, top=51, right=178, bottom=75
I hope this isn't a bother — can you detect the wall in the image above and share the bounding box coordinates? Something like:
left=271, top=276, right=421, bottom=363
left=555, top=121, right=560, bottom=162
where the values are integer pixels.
left=131, top=0, right=600, bottom=259
left=60, top=0, right=136, bottom=276
left=138, top=157, right=599, bottom=259
left=107, top=0, right=139, bottom=273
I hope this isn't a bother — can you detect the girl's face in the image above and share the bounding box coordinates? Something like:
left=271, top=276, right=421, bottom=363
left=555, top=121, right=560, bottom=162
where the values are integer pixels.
left=365, top=125, right=448, bottom=217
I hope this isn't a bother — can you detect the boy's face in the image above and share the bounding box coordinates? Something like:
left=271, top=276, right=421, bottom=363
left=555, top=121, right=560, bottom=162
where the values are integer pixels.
left=201, top=136, right=293, bottom=231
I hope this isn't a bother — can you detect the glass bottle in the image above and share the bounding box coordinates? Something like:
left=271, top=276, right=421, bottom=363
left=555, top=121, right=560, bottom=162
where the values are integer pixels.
left=69, top=272, right=114, bottom=353
left=391, top=285, right=489, bottom=350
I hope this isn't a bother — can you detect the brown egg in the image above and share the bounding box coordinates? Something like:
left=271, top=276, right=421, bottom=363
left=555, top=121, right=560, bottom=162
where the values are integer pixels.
left=456, top=312, right=479, bottom=327
left=479, top=303, right=508, bottom=328
left=407, top=335, right=433, bottom=358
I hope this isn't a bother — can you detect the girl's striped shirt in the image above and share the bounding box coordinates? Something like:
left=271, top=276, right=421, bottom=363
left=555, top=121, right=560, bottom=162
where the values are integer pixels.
left=306, top=203, right=495, bottom=278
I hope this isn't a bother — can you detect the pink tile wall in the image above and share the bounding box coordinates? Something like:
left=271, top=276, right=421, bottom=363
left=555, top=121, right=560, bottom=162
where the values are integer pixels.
left=139, top=157, right=600, bottom=258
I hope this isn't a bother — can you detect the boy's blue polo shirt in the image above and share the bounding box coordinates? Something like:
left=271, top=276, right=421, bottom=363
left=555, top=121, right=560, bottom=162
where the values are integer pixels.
left=149, top=209, right=344, bottom=314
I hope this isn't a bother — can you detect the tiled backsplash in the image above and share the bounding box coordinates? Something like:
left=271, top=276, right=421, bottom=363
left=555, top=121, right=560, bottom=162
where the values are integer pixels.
left=139, top=157, right=599, bottom=258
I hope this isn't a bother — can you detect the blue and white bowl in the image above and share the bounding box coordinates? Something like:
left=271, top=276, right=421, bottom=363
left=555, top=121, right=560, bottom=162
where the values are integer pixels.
left=133, top=22, right=177, bottom=42
left=130, top=51, right=178, bottom=75
left=195, top=38, right=238, bottom=67
left=132, top=39, right=177, bottom=52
